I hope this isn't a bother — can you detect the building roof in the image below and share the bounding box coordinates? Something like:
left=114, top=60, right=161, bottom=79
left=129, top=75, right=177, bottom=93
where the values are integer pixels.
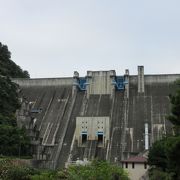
left=121, top=156, right=147, bottom=163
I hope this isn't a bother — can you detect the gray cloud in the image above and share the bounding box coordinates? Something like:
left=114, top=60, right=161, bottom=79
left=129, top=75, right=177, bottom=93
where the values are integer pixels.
left=0, top=0, right=180, bottom=77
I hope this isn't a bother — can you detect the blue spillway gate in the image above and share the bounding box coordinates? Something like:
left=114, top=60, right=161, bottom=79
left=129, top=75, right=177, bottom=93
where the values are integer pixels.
left=112, top=76, right=127, bottom=91
left=74, top=77, right=87, bottom=91
left=78, top=78, right=87, bottom=91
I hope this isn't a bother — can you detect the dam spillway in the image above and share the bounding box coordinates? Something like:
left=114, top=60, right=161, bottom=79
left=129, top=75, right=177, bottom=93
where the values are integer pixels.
left=14, top=67, right=180, bottom=169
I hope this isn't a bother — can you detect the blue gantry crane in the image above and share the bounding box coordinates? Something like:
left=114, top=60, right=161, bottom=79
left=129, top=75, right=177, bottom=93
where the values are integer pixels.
left=112, top=76, right=128, bottom=91
left=74, top=77, right=88, bottom=91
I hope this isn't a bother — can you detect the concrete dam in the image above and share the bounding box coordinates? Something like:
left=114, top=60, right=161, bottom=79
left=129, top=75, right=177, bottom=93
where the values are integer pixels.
left=14, top=66, right=180, bottom=169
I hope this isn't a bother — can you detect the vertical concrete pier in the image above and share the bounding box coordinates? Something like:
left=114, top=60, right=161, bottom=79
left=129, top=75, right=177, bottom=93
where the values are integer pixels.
left=144, top=123, right=149, bottom=150
left=86, top=70, right=115, bottom=96
left=124, top=69, right=129, bottom=99
left=72, top=71, right=79, bottom=96
left=138, top=66, right=145, bottom=93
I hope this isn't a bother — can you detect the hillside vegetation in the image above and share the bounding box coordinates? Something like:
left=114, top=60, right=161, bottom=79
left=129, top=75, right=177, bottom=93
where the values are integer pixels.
left=0, top=42, right=30, bottom=156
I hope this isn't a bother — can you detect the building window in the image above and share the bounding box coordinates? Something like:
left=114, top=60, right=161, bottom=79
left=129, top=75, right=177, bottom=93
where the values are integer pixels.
left=132, top=162, right=135, bottom=169
left=125, top=162, right=128, bottom=168
left=144, top=163, right=147, bottom=169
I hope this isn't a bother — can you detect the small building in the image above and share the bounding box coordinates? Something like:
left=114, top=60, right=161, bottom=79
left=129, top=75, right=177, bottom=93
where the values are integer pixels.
left=121, top=156, right=149, bottom=180
left=75, top=116, right=109, bottom=147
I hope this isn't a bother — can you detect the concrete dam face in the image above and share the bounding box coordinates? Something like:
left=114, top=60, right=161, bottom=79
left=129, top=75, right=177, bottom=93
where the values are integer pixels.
left=14, top=66, right=180, bottom=169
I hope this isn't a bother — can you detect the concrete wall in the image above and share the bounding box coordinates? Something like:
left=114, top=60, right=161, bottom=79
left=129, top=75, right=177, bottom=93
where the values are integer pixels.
left=87, top=71, right=114, bottom=95
left=130, top=74, right=180, bottom=84
left=12, top=73, right=180, bottom=88
left=13, top=73, right=180, bottom=94
left=12, top=77, right=73, bottom=87
left=14, top=69, right=180, bottom=169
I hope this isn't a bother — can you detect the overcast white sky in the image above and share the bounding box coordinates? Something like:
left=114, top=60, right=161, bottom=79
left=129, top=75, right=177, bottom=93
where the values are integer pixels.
left=0, top=0, right=180, bottom=78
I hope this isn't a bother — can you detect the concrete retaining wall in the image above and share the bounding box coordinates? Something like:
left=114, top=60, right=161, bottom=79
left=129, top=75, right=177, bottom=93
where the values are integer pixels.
left=130, top=74, right=180, bottom=84
left=12, top=77, right=73, bottom=87
left=13, top=74, right=180, bottom=88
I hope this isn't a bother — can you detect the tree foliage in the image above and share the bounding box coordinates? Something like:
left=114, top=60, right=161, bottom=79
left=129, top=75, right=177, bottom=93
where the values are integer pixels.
left=0, top=42, right=31, bottom=157
left=148, top=80, right=180, bottom=180
left=0, top=158, right=38, bottom=180
left=0, top=42, right=30, bottom=78
left=148, top=168, right=174, bottom=180
left=0, top=125, right=31, bottom=156
left=0, top=76, right=20, bottom=124
left=58, top=160, right=129, bottom=180
left=148, top=136, right=180, bottom=179
left=148, top=139, right=167, bottom=171
left=168, top=80, right=180, bottom=135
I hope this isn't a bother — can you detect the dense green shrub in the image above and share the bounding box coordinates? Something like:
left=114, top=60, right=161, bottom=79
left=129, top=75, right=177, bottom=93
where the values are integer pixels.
left=148, top=168, right=174, bottom=180
left=30, top=171, right=57, bottom=180
left=59, top=160, right=129, bottom=180
left=0, top=158, right=38, bottom=180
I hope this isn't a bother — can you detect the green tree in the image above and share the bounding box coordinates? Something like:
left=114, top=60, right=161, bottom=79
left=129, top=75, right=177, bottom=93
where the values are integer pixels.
left=148, top=80, right=180, bottom=180
left=0, top=42, right=30, bottom=78
left=0, top=158, right=38, bottom=180
left=148, top=137, right=180, bottom=179
left=148, top=168, right=174, bottom=180
left=0, top=125, right=31, bottom=156
left=148, top=139, right=167, bottom=171
left=0, top=42, right=31, bottom=157
left=58, top=160, right=129, bottom=180
left=168, top=80, right=180, bottom=135
left=0, top=76, right=20, bottom=125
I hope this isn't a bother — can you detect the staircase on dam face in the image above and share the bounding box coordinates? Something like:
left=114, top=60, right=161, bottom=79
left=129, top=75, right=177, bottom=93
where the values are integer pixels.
left=17, top=86, right=85, bottom=169
left=54, top=92, right=85, bottom=169
left=109, top=91, right=126, bottom=163
left=40, top=88, right=71, bottom=146
left=21, top=86, right=70, bottom=140
left=49, top=92, right=75, bottom=166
